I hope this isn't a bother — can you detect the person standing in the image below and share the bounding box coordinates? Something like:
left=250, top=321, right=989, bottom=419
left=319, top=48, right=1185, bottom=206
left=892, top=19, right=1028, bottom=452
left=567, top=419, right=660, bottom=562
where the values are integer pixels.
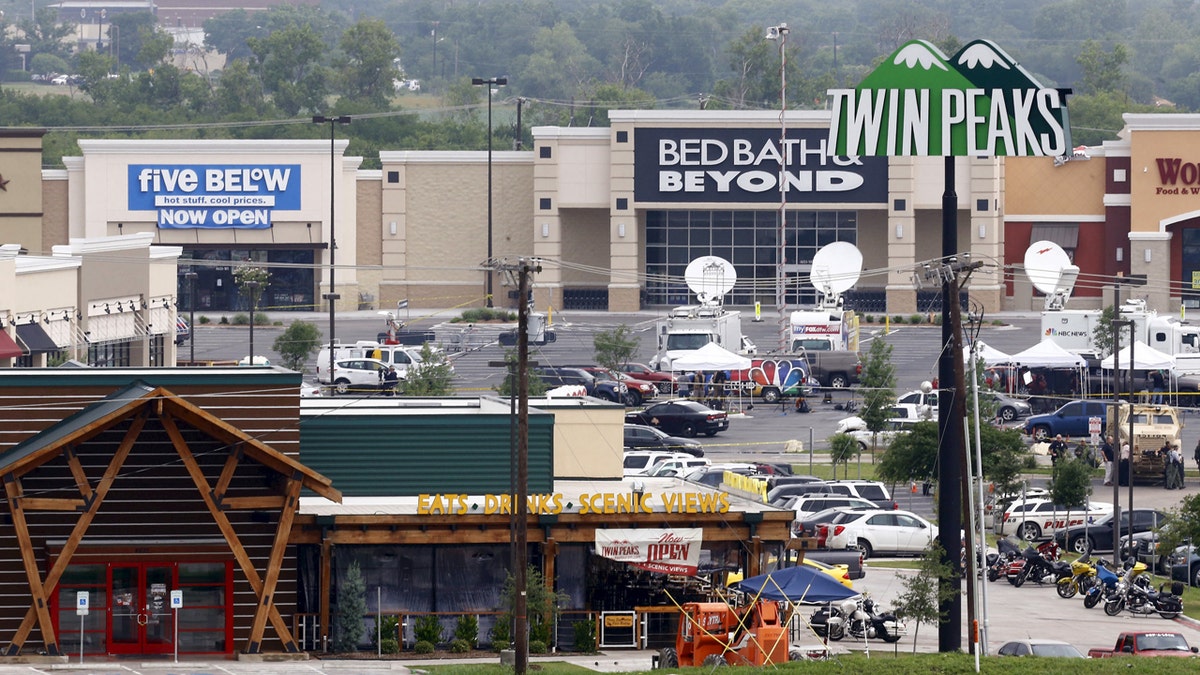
left=1048, top=434, right=1067, bottom=466
left=382, top=365, right=399, bottom=396
left=1167, top=442, right=1184, bottom=489
left=1119, top=442, right=1131, bottom=486
left=1151, top=369, right=1166, bottom=404
left=1101, top=435, right=1115, bottom=486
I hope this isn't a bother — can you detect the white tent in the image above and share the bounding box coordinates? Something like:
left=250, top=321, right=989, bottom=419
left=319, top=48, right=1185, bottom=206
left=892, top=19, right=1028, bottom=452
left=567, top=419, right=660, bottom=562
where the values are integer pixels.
left=962, top=340, right=1011, bottom=366
left=1006, top=340, right=1087, bottom=368
left=670, top=342, right=753, bottom=371
left=1099, top=341, right=1175, bottom=370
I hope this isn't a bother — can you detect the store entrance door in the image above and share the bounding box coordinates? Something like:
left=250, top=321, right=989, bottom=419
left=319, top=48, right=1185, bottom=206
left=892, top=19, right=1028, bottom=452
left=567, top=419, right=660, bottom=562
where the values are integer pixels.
left=109, top=564, right=175, bottom=655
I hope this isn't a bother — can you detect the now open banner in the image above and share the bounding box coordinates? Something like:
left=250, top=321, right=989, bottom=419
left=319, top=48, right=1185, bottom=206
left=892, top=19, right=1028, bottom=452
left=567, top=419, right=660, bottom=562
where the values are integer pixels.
left=595, top=528, right=702, bottom=576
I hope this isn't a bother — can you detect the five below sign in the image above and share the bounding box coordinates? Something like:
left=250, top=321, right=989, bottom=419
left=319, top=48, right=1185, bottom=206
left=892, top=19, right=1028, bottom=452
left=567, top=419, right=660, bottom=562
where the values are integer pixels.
left=128, top=164, right=303, bottom=229
left=827, top=39, right=1071, bottom=158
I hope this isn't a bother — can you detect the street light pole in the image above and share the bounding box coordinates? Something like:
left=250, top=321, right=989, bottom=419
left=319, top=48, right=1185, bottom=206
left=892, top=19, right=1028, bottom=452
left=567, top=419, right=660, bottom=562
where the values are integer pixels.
left=765, top=23, right=789, bottom=351
left=184, top=270, right=197, bottom=364
left=312, top=115, right=351, bottom=390
left=472, top=76, right=507, bottom=308
left=246, top=280, right=260, bottom=364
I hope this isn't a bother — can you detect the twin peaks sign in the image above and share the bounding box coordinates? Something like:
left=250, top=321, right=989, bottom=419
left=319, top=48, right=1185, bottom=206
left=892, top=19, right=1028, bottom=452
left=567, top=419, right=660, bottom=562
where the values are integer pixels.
left=828, top=39, right=1072, bottom=158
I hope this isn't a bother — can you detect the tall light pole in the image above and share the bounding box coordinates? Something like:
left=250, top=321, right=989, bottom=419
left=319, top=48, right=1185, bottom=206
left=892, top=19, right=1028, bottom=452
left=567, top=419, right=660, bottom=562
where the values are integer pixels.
left=246, top=280, right=260, bottom=364
left=312, top=115, right=351, bottom=389
left=765, top=23, right=789, bottom=350
left=184, top=270, right=197, bottom=364
left=472, top=76, right=507, bottom=308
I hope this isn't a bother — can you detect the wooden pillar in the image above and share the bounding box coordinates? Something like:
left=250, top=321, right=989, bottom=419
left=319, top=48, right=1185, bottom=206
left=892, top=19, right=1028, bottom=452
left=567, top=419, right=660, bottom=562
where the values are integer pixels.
left=748, top=536, right=763, bottom=577
left=320, top=536, right=333, bottom=652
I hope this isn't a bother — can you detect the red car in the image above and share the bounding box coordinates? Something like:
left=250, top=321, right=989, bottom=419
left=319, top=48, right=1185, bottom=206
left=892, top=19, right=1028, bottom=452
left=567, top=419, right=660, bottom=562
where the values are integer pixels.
left=620, top=362, right=678, bottom=394
left=572, top=366, right=658, bottom=406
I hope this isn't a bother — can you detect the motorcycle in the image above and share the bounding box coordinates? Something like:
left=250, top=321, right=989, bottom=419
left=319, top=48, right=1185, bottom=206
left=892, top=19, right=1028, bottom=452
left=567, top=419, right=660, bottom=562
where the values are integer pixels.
left=1008, top=540, right=1069, bottom=587
left=809, top=594, right=905, bottom=643
left=1104, top=561, right=1184, bottom=619
left=1082, top=559, right=1119, bottom=609
left=986, top=538, right=1022, bottom=582
left=1056, top=556, right=1099, bottom=599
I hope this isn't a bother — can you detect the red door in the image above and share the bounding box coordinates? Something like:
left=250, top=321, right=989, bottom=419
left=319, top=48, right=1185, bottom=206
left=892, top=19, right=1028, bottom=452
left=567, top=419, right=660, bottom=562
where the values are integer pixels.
left=108, top=563, right=176, bottom=655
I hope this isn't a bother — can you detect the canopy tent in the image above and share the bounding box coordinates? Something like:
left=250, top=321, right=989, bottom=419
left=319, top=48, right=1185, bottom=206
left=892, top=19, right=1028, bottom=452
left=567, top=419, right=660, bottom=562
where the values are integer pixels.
left=729, top=565, right=858, bottom=604
left=1005, top=340, right=1087, bottom=368
left=962, top=340, right=1011, bottom=366
left=1099, top=341, right=1175, bottom=371
left=670, top=342, right=753, bottom=371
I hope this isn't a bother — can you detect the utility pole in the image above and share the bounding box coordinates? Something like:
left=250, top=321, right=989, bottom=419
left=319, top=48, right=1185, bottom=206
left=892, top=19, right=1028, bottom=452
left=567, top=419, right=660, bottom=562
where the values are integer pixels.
left=1108, top=274, right=1145, bottom=567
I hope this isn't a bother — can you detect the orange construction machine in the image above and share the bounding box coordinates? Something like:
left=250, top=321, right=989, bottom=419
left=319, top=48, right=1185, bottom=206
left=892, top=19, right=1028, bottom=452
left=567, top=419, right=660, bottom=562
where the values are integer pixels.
left=656, top=601, right=791, bottom=667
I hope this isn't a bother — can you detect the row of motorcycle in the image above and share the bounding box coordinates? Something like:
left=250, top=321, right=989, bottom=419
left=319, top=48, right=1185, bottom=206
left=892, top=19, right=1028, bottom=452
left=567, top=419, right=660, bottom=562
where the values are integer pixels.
left=984, top=536, right=1183, bottom=619
left=809, top=594, right=906, bottom=643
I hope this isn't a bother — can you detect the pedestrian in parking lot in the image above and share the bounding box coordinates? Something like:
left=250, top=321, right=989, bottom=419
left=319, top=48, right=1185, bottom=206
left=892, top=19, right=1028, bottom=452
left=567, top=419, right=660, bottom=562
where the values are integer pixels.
left=382, top=365, right=399, bottom=396
left=1193, top=438, right=1200, bottom=477
left=1101, top=435, right=1115, bottom=486
left=1166, top=442, right=1184, bottom=490
left=1048, top=434, right=1067, bottom=466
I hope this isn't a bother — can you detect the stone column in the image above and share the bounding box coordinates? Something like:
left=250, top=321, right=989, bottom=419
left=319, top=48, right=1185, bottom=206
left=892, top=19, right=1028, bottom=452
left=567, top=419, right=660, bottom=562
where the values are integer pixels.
left=886, top=157, right=917, bottom=314
left=1128, top=231, right=1172, bottom=311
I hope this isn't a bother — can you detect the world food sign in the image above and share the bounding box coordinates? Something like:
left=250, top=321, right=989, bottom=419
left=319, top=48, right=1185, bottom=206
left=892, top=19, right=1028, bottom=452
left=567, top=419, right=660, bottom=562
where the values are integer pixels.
left=128, top=164, right=302, bottom=229
left=828, top=39, right=1072, bottom=157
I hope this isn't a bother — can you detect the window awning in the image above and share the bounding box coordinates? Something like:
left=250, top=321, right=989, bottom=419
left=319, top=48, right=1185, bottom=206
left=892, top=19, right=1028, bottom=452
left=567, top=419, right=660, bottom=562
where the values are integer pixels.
left=17, top=322, right=59, bottom=353
left=1031, top=223, right=1079, bottom=251
left=0, top=329, right=22, bottom=359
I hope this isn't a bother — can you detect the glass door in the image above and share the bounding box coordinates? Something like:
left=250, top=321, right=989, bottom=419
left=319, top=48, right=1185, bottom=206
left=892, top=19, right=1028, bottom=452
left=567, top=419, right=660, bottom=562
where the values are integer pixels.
left=108, top=564, right=175, bottom=655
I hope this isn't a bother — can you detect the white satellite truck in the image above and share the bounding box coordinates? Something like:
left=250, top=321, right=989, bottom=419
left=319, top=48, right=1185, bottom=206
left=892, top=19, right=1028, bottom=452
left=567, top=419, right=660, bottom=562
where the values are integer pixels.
left=650, top=256, right=744, bottom=372
left=789, top=241, right=862, bottom=353
left=1029, top=241, right=1200, bottom=358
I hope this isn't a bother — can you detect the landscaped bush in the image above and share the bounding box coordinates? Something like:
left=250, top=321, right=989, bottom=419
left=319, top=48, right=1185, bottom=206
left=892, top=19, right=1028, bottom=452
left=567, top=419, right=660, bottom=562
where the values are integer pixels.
left=909, top=314, right=923, bottom=324
left=414, top=614, right=443, bottom=645
left=454, top=308, right=515, bottom=323
left=414, top=640, right=435, bottom=654
left=572, top=619, right=597, bottom=653
left=449, top=638, right=471, bottom=653
left=198, top=315, right=211, bottom=325
left=891, top=315, right=906, bottom=324
left=489, top=618, right=511, bottom=652
left=380, top=638, right=400, bottom=654
left=231, top=313, right=250, bottom=325
left=529, top=639, right=548, bottom=654
left=455, top=614, right=478, bottom=645
left=863, top=314, right=874, bottom=323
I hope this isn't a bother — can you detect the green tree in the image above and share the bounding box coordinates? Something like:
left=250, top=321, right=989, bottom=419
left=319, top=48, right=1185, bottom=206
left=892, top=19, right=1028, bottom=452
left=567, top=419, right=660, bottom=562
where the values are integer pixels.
left=828, top=432, right=859, bottom=480
left=518, top=22, right=601, bottom=100
left=272, top=321, right=323, bottom=372
left=336, top=19, right=402, bottom=109
left=1076, top=40, right=1129, bottom=96
left=203, top=9, right=261, bottom=63
left=213, top=59, right=270, bottom=117
left=709, top=27, right=778, bottom=110
left=19, top=8, right=76, bottom=63
left=248, top=23, right=330, bottom=115
left=401, top=343, right=456, bottom=395
left=108, top=11, right=160, bottom=71
left=29, top=53, right=67, bottom=79
left=494, top=349, right=549, bottom=397
left=593, top=325, right=639, bottom=372
left=498, top=565, right=569, bottom=648
left=1091, top=304, right=1125, bottom=358
left=876, top=421, right=939, bottom=486
left=1049, top=454, right=1093, bottom=528
left=894, top=542, right=957, bottom=654
left=332, top=560, right=366, bottom=652
left=858, top=338, right=897, bottom=456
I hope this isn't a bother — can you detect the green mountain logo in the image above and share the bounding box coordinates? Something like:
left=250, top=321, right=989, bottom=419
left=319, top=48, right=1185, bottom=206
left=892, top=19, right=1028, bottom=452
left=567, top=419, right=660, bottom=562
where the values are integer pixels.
left=830, top=39, right=1071, bottom=157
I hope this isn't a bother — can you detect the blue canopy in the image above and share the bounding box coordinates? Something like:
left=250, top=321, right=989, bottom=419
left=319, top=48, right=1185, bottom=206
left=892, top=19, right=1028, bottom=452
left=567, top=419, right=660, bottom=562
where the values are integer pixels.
left=730, top=565, right=858, bottom=604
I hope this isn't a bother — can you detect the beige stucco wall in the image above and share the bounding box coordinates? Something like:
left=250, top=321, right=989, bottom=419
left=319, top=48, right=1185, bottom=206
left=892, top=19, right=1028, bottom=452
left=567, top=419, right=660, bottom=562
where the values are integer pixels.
left=535, top=401, right=624, bottom=479
left=1125, top=119, right=1200, bottom=233
left=1004, top=154, right=1105, bottom=218
left=0, top=130, right=45, bottom=254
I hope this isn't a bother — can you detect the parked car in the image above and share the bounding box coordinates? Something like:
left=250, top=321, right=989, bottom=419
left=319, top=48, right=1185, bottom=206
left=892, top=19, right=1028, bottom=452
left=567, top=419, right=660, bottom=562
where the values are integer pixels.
left=623, top=451, right=695, bottom=477
left=823, top=508, right=938, bottom=559
left=316, top=357, right=394, bottom=395
left=174, top=317, right=191, bottom=345
left=619, top=362, right=678, bottom=394
left=571, top=366, right=657, bottom=405
left=681, top=463, right=761, bottom=488
left=625, top=400, right=729, bottom=437
left=785, top=495, right=881, bottom=521
left=300, top=381, right=323, bottom=398
left=766, top=483, right=835, bottom=505
left=985, top=391, right=1034, bottom=421
left=995, top=498, right=1112, bottom=541
left=1053, top=508, right=1170, bottom=554
left=623, top=424, right=704, bottom=457
left=820, top=480, right=893, bottom=506
left=1023, top=399, right=1109, bottom=441
left=1166, top=544, right=1200, bottom=587
left=802, top=557, right=853, bottom=588
left=534, top=366, right=630, bottom=403
left=646, top=457, right=710, bottom=477
left=997, top=639, right=1084, bottom=658
left=847, top=418, right=923, bottom=451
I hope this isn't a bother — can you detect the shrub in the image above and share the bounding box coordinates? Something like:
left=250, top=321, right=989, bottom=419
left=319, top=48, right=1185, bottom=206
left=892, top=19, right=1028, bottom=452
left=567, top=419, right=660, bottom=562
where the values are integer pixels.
left=863, top=314, right=874, bottom=323
left=449, top=638, right=471, bottom=653
left=380, top=638, right=400, bottom=654
left=374, top=615, right=400, bottom=650
left=572, top=619, right=597, bottom=653
left=490, top=617, right=511, bottom=651
left=909, top=314, right=923, bottom=324
left=219, top=316, right=230, bottom=325
left=529, top=639, right=548, bottom=654
left=1022, top=454, right=1039, bottom=470
left=455, top=308, right=515, bottom=323
left=198, top=315, right=211, bottom=325
left=891, top=315, right=905, bottom=324
left=331, top=561, right=366, bottom=652
left=529, top=621, right=551, bottom=645
left=455, top=614, right=478, bottom=644
left=231, top=313, right=250, bottom=325
left=414, top=614, right=443, bottom=645
left=414, top=640, right=435, bottom=654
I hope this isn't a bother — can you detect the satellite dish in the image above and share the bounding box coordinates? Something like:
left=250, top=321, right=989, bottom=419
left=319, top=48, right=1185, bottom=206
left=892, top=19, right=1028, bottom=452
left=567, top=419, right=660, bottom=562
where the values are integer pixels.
left=685, top=256, right=737, bottom=307
left=810, top=242, right=862, bottom=308
left=1024, top=240, right=1078, bottom=310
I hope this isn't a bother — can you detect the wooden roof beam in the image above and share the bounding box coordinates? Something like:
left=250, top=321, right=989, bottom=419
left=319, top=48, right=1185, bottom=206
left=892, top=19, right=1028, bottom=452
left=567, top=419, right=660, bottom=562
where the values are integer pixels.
left=2, top=475, right=57, bottom=655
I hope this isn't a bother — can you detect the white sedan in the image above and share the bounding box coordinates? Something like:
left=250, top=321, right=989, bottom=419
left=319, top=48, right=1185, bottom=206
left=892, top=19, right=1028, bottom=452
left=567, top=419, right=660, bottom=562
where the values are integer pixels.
left=824, top=509, right=939, bottom=559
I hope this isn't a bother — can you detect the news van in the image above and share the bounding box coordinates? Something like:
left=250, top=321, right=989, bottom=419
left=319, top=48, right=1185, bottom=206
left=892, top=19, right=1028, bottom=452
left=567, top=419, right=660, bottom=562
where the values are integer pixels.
left=316, top=341, right=427, bottom=381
